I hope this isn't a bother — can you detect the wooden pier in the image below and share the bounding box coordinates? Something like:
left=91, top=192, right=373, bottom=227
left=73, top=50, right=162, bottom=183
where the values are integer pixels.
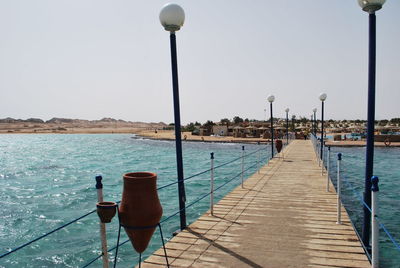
left=142, top=140, right=370, bottom=267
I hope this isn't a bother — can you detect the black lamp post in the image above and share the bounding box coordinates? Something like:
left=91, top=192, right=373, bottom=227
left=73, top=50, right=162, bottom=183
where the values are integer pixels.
left=313, top=108, right=317, bottom=136
left=310, top=115, right=313, bottom=136
left=357, top=0, right=386, bottom=248
left=267, top=95, right=275, bottom=158
left=319, top=93, right=327, bottom=161
left=285, top=108, right=289, bottom=145
left=160, top=3, right=187, bottom=230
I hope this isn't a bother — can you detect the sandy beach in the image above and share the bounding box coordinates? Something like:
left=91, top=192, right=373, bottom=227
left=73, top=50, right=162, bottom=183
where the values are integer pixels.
left=325, top=140, right=400, bottom=147
left=137, top=130, right=400, bottom=147
left=1, top=121, right=399, bottom=147
left=135, top=130, right=270, bottom=144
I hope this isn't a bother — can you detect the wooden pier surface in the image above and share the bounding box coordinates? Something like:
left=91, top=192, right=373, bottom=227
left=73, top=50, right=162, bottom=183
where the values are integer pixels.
left=143, top=140, right=370, bottom=267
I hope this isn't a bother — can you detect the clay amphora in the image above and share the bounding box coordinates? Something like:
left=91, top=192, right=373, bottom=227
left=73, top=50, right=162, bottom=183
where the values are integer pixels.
left=96, top=201, right=117, bottom=223
left=275, top=139, right=283, bottom=153
left=119, top=172, right=163, bottom=253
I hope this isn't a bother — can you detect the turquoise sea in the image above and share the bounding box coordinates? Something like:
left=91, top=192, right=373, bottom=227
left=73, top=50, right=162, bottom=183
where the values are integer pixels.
left=0, top=134, right=268, bottom=267
left=0, top=135, right=399, bottom=267
left=328, top=146, right=400, bottom=267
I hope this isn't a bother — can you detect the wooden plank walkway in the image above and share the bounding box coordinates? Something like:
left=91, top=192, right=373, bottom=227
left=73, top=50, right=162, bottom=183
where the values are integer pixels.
left=142, top=140, right=370, bottom=267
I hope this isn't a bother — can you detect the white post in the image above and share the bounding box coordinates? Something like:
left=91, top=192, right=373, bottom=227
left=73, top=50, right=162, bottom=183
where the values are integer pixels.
left=210, top=152, right=214, bottom=216
left=95, top=176, right=109, bottom=268
left=319, top=143, right=322, bottom=167
left=336, top=153, right=342, bottom=225
left=371, top=176, right=379, bottom=268
left=326, top=146, right=330, bottom=192
left=241, top=146, right=244, bottom=188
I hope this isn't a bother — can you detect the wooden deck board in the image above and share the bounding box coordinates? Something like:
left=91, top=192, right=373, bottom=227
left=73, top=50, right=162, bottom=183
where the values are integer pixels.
left=141, top=140, right=370, bottom=267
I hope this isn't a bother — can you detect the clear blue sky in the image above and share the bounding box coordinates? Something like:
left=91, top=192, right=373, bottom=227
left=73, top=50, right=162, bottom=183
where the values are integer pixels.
left=0, top=1, right=399, bottom=124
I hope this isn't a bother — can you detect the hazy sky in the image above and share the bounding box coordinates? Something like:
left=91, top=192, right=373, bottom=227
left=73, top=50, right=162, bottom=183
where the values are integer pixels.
left=0, top=1, right=399, bottom=124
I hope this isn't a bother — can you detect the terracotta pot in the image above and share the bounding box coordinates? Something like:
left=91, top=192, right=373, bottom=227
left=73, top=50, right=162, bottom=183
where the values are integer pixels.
left=275, top=139, right=283, bottom=153
left=96, top=201, right=117, bottom=223
left=119, top=172, right=163, bottom=253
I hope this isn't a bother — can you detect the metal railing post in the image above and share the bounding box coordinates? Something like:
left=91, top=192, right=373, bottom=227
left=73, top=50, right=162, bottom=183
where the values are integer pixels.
left=318, top=139, right=322, bottom=167
left=241, top=146, right=245, bottom=188
left=95, top=175, right=109, bottom=268
left=257, top=147, right=260, bottom=174
left=371, top=176, right=379, bottom=268
left=336, top=153, right=342, bottom=225
left=321, top=144, right=325, bottom=175
left=210, top=152, right=214, bottom=216
left=327, top=146, right=331, bottom=192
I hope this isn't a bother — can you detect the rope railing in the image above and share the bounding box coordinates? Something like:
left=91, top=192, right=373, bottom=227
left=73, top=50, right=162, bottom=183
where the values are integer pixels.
left=0, top=145, right=268, bottom=265
left=81, top=150, right=264, bottom=267
left=318, top=145, right=400, bottom=266
left=0, top=209, right=97, bottom=259
left=310, top=136, right=400, bottom=261
left=339, top=168, right=400, bottom=252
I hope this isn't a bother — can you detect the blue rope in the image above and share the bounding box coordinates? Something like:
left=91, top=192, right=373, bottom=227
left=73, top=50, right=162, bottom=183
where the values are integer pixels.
left=113, top=204, right=122, bottom=268
left=158, top=147, right=265, bottom=189
left=0, top=209, right=97, bottom=259
left=183, top=167, right=212, bottom=181
left=340, top=172, right=400, bottom=252
left=157, top=180, right=179, bottom=191
left=341, top=174, right=372, bottom=213
left=244, top=147, right=265, bottom=157
left=378, top=220, right=400, bottom=252
left=213, top=156, right=242, bottom=169
left=160, top=161, right=258, bottom=225
left=81, top=239, right=131, bottom=268
left=214, top=163, right=256, bottom=193
left=3, top=146, right=265, bottom=265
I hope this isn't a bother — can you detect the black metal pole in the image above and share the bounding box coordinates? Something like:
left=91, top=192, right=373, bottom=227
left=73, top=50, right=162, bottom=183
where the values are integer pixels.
left=362, top=13, right=376, bottom=248
left=169, top=32, right=186, bottom=230
left=313, top=110, right=317, bottom=135
left=286, top=111, right=289, bottom=145
left=320, top=101, right=324, bottom=160
left=291, top=117, right=294, bottom=137
left=270, top=102, right=274, bottom=158
left=310, top=115, right=313, bottom=136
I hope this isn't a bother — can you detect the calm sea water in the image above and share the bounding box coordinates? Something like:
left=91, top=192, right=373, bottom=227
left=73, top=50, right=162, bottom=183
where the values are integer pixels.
left=328, top=146, right=400, bottom=267
left=0, top=134, right=268, bottom=267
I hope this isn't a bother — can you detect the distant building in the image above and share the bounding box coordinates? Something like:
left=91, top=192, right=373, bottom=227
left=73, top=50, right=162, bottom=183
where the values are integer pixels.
left=199, top=127, right=211, bottom=136
left=212, top=125, right=228, bottom=136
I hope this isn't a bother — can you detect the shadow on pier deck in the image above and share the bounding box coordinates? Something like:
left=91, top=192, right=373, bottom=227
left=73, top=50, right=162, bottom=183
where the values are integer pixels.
left=142, top=140, right=370, bottom=267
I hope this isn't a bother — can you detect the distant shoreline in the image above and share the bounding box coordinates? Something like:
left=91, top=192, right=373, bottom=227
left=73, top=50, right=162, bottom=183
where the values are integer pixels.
left=137, top=130, right=400, bottom=147
left=0, top=119, right=166, bottom=135
left=1, top=126, right=399, bottom=147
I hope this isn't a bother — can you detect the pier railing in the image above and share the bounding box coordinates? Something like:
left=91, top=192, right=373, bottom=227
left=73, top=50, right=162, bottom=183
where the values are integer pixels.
left=0, top=139, right=291, bottom=267
left=311, top=133, right=400, bottom=266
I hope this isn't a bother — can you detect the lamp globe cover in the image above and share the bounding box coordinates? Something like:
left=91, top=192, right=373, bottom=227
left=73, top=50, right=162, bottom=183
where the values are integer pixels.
left=358, top=0, right=385, bottom=12
left=313, top=108, right=317, bottom=113
left=319, top=93, right=327, bottom=102
left=160, top=3, right=185, bottom=31
left=285, top=108, right=289, bottom=113
left=267, top=95, right=275, bottom=103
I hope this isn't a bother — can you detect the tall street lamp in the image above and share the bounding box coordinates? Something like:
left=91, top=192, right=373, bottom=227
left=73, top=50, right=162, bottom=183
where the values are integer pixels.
left=267, top=95, right=275, bottom=158
left=313, top=108, right=317, bottom=136
left=357, top=0, right=386, bottom=248
left=285, top=108, right=289, bottom=145
left=160, top=3, right=187, bottom=230
left=319, top=93, right=327, bottom=162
